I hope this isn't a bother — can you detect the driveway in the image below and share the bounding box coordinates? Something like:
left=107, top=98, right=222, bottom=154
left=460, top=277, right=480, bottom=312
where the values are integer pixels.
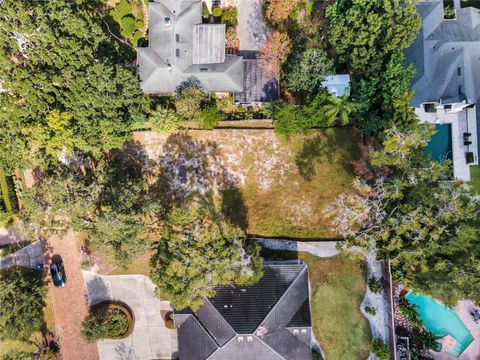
left=0, top=240, right=43, bottom=270
left=236, top=0, right=267, bottom=51
left=83, top=273, right=177, bottom=360
left=44, top=231, right=99, bottom=360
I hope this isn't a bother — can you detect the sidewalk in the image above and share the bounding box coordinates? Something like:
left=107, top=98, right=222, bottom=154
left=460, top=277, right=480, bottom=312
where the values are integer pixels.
left=43, top=231, right=99, bottom=360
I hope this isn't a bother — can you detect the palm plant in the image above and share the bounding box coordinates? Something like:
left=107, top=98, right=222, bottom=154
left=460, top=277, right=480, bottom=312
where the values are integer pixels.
left=322, top=95, right=357, bottom=126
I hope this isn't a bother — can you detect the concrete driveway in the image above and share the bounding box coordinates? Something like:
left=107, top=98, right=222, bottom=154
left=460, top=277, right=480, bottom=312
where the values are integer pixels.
left=83, top=273, right=177, bottom=360
left=237, top=0, right=267, bottom=51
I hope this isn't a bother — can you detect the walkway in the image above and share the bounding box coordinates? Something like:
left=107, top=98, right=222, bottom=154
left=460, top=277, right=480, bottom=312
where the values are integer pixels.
left=83, top=272, right=177, bottom=360
left=236, top=0, right=267, bottom=51
left=0, top=240, right=43, bottom=270
left=44, top=231, right=99, bottom=360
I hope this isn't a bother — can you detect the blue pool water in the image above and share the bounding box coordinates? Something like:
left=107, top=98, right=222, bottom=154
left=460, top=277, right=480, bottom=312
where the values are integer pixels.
left=424, top=124, right=453, bottom=162
left=406, top=292, right=474, bottom=357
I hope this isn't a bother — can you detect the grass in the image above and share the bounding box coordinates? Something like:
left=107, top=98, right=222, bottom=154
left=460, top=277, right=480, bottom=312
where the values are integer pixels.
left=470, top=165, right=480, bottom=194
left=134, top=127, right=364, bottom=239
left=262, top=249, right=371, bottom=360
left=108, top=252, right=151, bottom=276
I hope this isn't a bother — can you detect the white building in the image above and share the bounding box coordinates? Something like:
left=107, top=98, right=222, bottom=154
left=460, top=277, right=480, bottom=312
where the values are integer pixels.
left=405, top=0, right=480, bottom=180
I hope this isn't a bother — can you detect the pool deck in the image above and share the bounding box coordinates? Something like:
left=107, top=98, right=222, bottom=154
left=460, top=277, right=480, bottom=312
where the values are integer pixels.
left=415, top=106, right=478, bottom=181
left=432, top=300, right=480, bottom=360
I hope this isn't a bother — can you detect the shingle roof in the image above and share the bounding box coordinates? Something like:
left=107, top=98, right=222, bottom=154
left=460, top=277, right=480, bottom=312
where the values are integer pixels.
left=137, top=0, right=243, bottom=94
left=174, top=263, right=312, bottom=360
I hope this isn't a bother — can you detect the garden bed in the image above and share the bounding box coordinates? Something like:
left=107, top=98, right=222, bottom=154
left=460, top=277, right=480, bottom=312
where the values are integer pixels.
left=82, top=301, right=134, bottom=341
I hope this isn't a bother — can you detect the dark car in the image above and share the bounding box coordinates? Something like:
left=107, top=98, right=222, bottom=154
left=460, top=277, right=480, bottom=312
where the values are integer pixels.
left=50, top=258, right=66, bottom=287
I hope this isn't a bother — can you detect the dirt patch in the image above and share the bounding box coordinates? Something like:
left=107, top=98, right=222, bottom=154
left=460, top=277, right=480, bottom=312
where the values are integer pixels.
left=133, top=128, right=365, bottom=238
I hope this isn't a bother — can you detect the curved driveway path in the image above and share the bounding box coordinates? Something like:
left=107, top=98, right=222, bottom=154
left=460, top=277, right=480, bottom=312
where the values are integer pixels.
left=43, top=231, right=99, bottom=360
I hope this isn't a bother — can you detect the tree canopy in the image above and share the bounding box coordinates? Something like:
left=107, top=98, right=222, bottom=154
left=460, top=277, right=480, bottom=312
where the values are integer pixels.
left=0, top=0, right=149, bottom=172
left=326, top=126, right=480, bottom=305
left=150, top=195, right=263, bottom=311
left=0, top=267, right=45, bottom=340
left=327, top=0, right=420, bottom=77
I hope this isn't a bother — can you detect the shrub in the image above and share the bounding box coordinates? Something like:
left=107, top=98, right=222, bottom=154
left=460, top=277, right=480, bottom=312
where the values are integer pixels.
left=112, top=0, right=132, bottom=21
left=212, top=7, right=222, bottom=17
left=368, top=276, right=383, bottom=294
left=81, top=308, right=129, bottom=342
left=135, top=18, right=145, bottom=30
left=121, top=15, right=136, bottom=38
left=175, top=87, right=206, bottom=120
left=221, top=7, right=238, bottom=27
left=398, top=297, right=422, bottom=328
left=150, top=107, right=183, bottom=133
left=364, top=306, right=377, bottom=316
left=371, top=339, right=389, bottom=360
left=202, top=3, right=210, bottom=19
left=199, top=106, right=222, bottom=129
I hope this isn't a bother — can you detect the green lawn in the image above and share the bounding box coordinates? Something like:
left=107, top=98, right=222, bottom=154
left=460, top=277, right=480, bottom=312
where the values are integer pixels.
left=470, top=165, right=480, bottom=194
left=262, top=249, right=372, bottom=360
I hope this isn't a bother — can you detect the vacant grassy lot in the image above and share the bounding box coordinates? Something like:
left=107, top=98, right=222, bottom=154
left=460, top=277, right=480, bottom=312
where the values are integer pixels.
left=134, top=127, right=365, bottom=238
left=262, top=249, right=371, bottom=360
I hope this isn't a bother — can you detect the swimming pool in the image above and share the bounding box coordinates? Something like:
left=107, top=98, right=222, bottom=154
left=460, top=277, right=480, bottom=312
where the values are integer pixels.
left=406, top=292, right=474, bottom=357
left=424, top=124, right=453, bottom=162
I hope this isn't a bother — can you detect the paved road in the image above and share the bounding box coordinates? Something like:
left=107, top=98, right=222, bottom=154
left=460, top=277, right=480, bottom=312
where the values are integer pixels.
left=0, top=240, right=43, bottom=270
left=83, top=272, right=177, bottom=360
left=43, top=231, right=99, bottom=360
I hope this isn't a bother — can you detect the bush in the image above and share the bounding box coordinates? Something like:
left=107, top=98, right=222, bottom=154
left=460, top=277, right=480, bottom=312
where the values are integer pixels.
left=398, top=297, right=422, bottom=328
left=212, top=7, right=222, bottom=17
left=135, top=18, right=145, bottom=30
left=221, top=7, right=238, bottom=27
left=364, top=306, right=377, bottom=316
left=371, top=339, right=389, bottom=360
left=272, top=102, right=313, bottom=135
left=175, top=87, right=206, bottom=120
left=368, top=276, right=383, bottom=294
left=121, top=15, right=136, bottom=38
left=112, top=0, right=132, bottom=21
left=150, top=107, right=182, bottom=133
left=81, top=308, right=129, bottom=342
left=199, top=106, right=222, bottom=129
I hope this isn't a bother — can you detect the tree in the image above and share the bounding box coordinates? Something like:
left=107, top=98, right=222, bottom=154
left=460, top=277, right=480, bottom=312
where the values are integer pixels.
left=16, top=149, right=155, bottom=265
left=150, top=107, right=182, bottom=133
left=150, top=194, right=263, bottom=311
left=175, top=87, right=206, bottom=121
left=327, top=0, right=420, bottom=76
left=326, top=126, right=480, bottom=305
left=265, top=0, right=300, bottom=25
left=286, top=48, right=335, bottom=94
left=0, top=267, right=45, bottom=340
left=322, top=95, right=357, bottom=126
left=259, top=31, right=292, bottom=76
left=0, top=0, right=149, bottom=172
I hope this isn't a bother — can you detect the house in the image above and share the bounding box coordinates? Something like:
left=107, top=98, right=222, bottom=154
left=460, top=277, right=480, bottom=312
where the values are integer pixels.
left=137, top=0, right=243, bottom=94
left=137, top=0, right=279, bottom=103
left=174, top=262, right=312, bottom=360
left=405, top=0, right=480, bottom=180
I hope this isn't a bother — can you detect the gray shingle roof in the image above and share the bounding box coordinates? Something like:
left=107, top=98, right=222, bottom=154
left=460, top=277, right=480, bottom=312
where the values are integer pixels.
left=174, top=263, right=312, bottom=360
left=406, top=1, right=480, bottom=106
left=137, top=0, right=242, bottom=94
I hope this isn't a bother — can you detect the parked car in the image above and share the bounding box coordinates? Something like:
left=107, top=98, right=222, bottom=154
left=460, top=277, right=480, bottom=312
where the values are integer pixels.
left=50, top=258, right=66, bottom=287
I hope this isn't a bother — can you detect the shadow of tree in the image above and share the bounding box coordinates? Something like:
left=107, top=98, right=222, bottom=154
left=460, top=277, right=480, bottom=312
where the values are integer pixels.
left=114, top=342, right=135, bottom=360
left=149, top=132, right=246, bottom=228
left=84, top=276, right=110, bottom=307
left=295, top=128, right=363, bottom=181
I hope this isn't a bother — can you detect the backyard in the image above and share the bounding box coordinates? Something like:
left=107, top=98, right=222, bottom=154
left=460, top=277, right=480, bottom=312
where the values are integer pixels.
left=262, top=249, right=372, bottom=360
left=134, top=127, right=367, bottom=238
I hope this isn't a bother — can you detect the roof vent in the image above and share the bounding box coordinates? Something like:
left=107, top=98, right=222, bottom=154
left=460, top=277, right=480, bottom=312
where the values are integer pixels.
left=176, top=34, right=180, bottom=42
left=301, top=329, right=307, bottom=334
left=293, top=329, right=299, bottom=334
left=176, top=48, right=180, bottom=57
left=223, top=304, right=228, bottom=308
left=164, top=17, right=171, bottom=27
left=238, top=336, right=244, bottom=343
left=247, top=336, right=253, bottom=343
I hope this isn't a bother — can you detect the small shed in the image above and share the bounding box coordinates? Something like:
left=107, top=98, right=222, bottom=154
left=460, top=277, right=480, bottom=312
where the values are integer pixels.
left=321, top=74, right=351, bottom=97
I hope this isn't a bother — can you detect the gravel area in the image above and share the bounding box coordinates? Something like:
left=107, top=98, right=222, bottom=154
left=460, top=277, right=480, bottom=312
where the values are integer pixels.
left=256, top=238, right=340, bottom=257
